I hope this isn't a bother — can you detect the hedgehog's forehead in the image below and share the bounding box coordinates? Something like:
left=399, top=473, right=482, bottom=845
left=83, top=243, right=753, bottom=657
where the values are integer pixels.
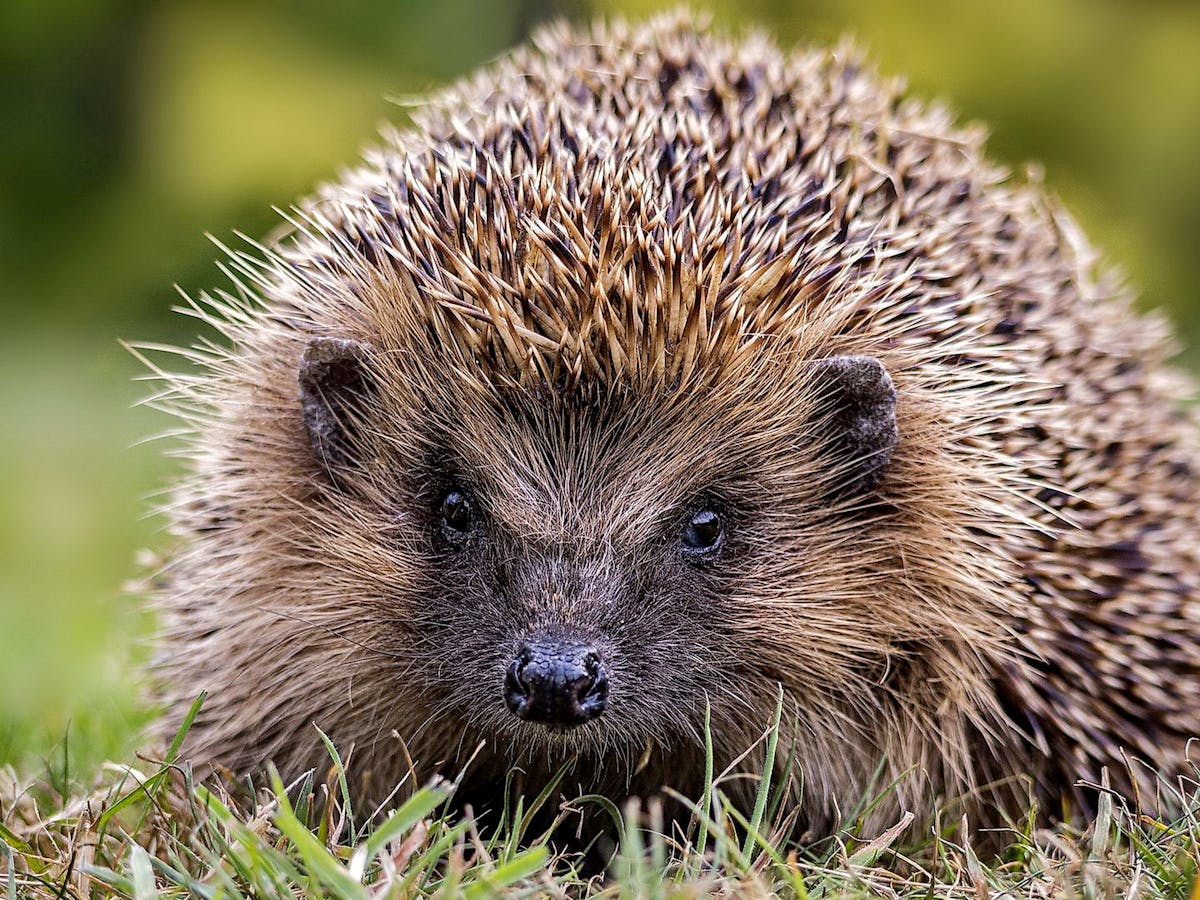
left=337, top=115, right=835, bottom=392
left=417, top=364, right=799, bottom=542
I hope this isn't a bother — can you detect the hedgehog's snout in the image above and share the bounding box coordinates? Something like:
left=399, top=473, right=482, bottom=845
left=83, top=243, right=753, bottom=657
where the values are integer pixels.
left=503, top=636, right=609, bottom=729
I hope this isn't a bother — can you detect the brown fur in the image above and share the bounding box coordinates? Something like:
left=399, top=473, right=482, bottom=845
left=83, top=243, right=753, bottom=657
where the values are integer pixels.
left=147, top=13, right=1200, bottom=839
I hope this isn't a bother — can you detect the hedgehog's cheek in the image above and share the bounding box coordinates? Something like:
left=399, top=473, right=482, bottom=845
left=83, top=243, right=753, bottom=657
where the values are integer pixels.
left=501, top=631, right=610, bottom=731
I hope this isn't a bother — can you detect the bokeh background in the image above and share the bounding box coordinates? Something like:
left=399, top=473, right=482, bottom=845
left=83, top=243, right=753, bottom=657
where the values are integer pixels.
left=2, top=0, right=1199, bottom=774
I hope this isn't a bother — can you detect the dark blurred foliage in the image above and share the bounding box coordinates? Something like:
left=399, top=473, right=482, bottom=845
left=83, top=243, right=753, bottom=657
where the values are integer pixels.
left=0, top=0, right=579, bottom=338
left=0, top=0, right=1197, bottom=766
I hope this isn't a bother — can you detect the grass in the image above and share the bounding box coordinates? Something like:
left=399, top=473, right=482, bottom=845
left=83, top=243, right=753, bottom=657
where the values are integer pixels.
left=2, top=699, right=1198, bottom=899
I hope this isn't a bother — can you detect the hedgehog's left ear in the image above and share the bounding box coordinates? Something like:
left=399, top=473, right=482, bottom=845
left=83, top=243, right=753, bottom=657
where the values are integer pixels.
left=809, top=355, right=898, bottom=498
left=298, top=337, right=377, bottom=481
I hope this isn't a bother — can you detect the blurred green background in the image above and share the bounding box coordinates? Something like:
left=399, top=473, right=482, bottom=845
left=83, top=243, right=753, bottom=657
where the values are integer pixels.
left=2, top=0, right=1199, bottom=774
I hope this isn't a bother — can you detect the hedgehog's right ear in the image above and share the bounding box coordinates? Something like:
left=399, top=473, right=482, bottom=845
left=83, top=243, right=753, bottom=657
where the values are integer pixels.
left=808, top=355, right=898, bottom=499
left=298, top=337, right=377, bottom=481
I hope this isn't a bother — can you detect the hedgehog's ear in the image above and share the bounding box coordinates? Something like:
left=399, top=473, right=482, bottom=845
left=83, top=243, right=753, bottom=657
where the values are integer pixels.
left=809, top=355, right=898, bottom=498
left=298, top=337, right=377, bottom=480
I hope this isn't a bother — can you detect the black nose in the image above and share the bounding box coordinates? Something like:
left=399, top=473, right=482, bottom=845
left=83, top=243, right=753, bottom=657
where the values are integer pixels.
left=503, top=638, right=609, bottom=728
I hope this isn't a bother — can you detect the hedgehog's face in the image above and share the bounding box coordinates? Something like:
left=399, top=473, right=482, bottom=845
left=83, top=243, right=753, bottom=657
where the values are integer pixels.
left=429, top=480, right=724, bottom=732
left=296, top=337, right=900, bottom=782
left=406, top=462, right=734, bottom=753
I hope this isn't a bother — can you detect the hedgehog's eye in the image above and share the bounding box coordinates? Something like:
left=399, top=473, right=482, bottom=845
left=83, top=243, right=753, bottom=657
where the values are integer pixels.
left=438, top=489, right=474, bottom=537
left=681, top=509, right=723, bottom=555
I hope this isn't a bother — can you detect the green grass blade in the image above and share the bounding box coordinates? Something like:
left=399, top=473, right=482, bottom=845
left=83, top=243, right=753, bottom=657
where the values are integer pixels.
left=724, top=797, right=808, bottom=896
left=96, top=692, right=205, bottom=833
left=129, top=844, right=158, bottom=900
left=0, top=825, right=33, bottom=859
left=742, top=684, right=784, bottom=859
left=269, top=767, right=365, bottom=897
left=363, top=780, right=453, bottom=857
left=4, top=839, right=15, bottom=900
left=393, top=819, right=472, bottom=895
left=315, top=724, right=356, bottom=838
left=516, top=759, right=571, bottom=845
left=692, top=697, right=715, bottom=875
left=84, top=865, right=134, bottom=895
left=461, top=845, right=548, bottom=899
left=568, top=793, right=624, bottom=835
left=164, top=692, right=206, bottom=765
left=148, top=854, right=217, bottom=900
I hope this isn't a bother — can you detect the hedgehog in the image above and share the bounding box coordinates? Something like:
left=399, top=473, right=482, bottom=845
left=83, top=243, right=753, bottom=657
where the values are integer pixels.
left=148, top=13, right=1200, bottom=843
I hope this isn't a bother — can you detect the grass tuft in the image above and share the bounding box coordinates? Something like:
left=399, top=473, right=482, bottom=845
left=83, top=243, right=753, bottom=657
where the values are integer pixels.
left=0, top=710, right=1197, bottom=898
